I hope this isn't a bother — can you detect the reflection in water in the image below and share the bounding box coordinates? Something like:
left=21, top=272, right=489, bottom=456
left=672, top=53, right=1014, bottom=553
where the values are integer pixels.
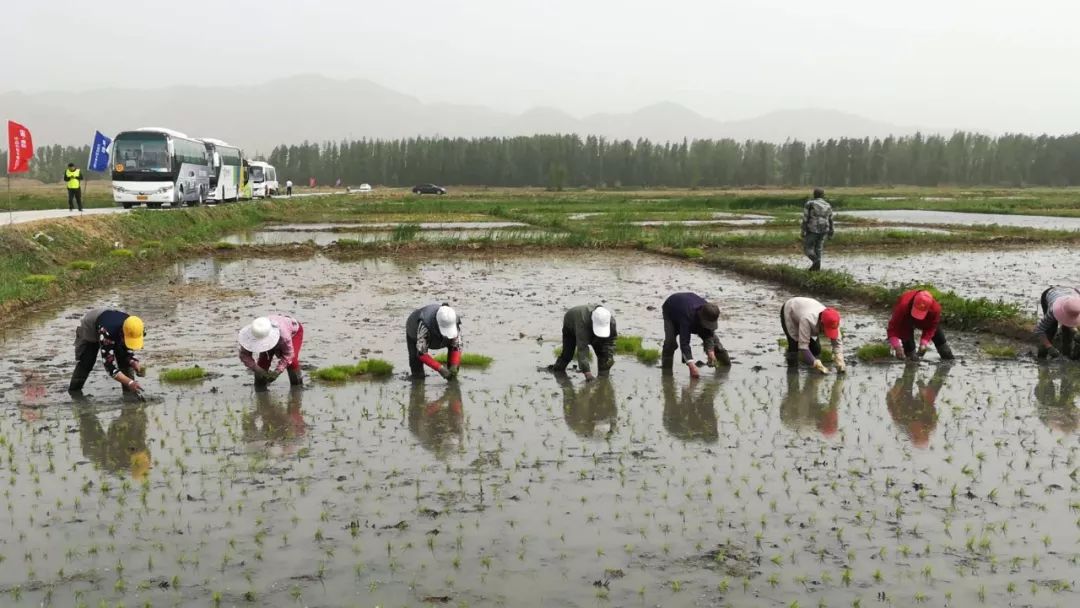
left=408, top=381, right=464, bottom=458
left=1034, top=367, right=1080, bottom=434
left=779, top=370, right=843, bottom=438
left=555, top=373, right=618, bottom=439
left=886, top=364, right=949, bottom=448
left=75, top=404, right=151, bottom=480
left=661, top=374, right=720, bottom=443
left=242, top=388, right=308, bottom=454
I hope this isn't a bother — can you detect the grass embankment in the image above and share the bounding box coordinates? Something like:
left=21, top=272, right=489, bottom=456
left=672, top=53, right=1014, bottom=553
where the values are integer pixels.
left=0, top=186, right=115, bottom=212
left=313, top=359, right=394, bottom=382
left=0, top=204, right=269, bottom=321
left=698, top=254, right=1030, bottom=340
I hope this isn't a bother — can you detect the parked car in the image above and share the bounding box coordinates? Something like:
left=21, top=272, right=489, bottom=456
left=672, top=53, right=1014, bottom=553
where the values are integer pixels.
left=412, top=183, right=446, bottom=195
left=346, top=183, right=373, bottom=194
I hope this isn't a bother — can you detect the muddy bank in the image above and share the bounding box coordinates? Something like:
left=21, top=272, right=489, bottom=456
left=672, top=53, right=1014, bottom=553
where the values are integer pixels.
left=842, top=209, right=1080, bottom=230
left=0, top=250, right=1074, bottom=607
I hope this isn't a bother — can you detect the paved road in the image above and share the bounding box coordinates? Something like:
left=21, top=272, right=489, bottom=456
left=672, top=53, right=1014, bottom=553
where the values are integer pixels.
left=2, top=207, right=128, bottom=225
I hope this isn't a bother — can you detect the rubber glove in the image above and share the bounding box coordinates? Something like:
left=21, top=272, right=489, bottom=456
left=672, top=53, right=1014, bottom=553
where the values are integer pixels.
left=437, top=366, right=452, bottom=380
left=688, top=362, right=700, bottom=379
left=812, top=359, right=830, bottom=374
left=834, top=354, right=846, bottom=374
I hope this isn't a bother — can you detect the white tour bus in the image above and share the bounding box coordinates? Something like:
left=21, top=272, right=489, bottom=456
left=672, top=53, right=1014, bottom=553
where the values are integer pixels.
left=199, top=138, right=244, bottom=203
left=112, top=128, right=211, bottom=208
left=248, top=161, right=279, bottom=198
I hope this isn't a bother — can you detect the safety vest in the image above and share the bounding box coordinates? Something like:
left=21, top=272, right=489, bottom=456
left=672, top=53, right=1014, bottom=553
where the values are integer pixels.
left=65, top=168, right=82, bottom=190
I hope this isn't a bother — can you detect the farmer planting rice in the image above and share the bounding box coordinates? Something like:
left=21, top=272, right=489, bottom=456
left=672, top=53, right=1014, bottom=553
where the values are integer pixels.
left=660, top=292, right=731, bottom=379
left=547, top=304, right=617, bottom=380
left=406, top=304, right=463, bottom=380
left=1034, top=286, right=1080, bottom=360
left=68, top=308, right=146, bottom=396
left=238, top=315, right=305, bottom=389
left=781, top=297, right=846, bottom=374
left=887, top=289, right=954, bottom=361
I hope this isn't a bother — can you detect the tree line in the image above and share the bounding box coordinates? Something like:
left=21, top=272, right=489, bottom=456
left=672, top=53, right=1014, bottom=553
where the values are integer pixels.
left=5, top=131, right=1080, bottom=188
left=266, top=132, right=1080, bottom=188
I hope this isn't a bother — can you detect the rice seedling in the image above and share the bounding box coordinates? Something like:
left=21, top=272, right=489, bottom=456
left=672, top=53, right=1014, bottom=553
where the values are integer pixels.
left=159, top=366, right=206, bottom=382
left=981, top=343, right=1018, bottom=358
left=615, top=335, right=644, bottom=354
left=856, top=343, right=893, bottom=362
left=313, top=358, right=395, bottom=381
left=434, top=352, right=493, bottom=368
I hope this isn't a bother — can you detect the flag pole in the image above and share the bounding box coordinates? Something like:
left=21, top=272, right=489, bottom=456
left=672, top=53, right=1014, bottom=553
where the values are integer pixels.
left=7, top=174, right=12, bottom=225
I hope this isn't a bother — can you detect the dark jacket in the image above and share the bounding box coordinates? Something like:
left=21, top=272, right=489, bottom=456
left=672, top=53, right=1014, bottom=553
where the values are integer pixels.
left=407, top=304, right=461, bottom=352
left=662, top=292, right=717, bottom=363
left=560, top=304, right=617, bottom=373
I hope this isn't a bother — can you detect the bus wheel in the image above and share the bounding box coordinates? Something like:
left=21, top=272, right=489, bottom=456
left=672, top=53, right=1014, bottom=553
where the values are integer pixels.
left=122, top=202, right=133, bottom=210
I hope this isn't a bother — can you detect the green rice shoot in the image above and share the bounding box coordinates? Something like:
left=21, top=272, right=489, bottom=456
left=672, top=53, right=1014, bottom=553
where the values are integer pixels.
left=434, top=352, right=494, bottom=368
left=981, top=343, right=1018, bottom=358
left=160, top=366, right=206, bottom=382
left=856, top=343, right=893, bottom=362
left=314, top=358, right=395, bottom=382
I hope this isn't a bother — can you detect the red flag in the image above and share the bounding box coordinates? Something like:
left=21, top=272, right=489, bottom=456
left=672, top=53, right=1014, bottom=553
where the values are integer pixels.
left=7, top=120, right=33, bottom=174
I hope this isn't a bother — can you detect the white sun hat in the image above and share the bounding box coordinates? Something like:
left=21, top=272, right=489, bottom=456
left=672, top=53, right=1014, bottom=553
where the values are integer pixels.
left=591, top=306, right=612, bottom=338
left=238, top=317, right=281, bottom=353
left=436, top=306, right=459, bottom=339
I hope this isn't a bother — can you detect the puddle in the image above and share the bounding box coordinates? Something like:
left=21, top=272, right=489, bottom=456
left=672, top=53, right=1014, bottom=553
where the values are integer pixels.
left=633, top=218, right=771, bottom=226
left=263, top=221, right=529, bottom=231
left=223, top=229, right=553, bottom=246
left=758, top=246, right=1076, bottom=308
left=842, top=209, right=1080, bottom=230
left=0, top=251, right=1074, bottom=607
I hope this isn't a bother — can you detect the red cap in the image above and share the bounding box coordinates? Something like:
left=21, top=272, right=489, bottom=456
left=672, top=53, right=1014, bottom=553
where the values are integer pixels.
left=820, top=307, right=841, bottom=340
left=911, top=291, right=934, bottom=321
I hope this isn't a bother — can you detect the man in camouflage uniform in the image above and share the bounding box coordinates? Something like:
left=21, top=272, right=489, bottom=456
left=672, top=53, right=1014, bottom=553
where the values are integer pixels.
left=801, top=188, right=834, bottom=272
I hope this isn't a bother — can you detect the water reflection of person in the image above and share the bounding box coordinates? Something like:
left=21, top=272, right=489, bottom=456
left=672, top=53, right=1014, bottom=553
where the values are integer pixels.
left=554, top=372, right=617, bottom=438
left=661, top=374, right=720, bottom=443
left=75, top=404, right=151, bottom=481
left=885, top=364, right=950, bottom=448
left=779, top=370, right=844, bottom=438
left=408, top=381, right=464, bottom=457
left=1034, top=367, right=1080, bottom=434
left=242, top=387, right=308, bottom=449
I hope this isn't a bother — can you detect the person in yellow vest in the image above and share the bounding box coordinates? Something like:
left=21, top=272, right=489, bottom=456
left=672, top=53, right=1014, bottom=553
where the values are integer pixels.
left=65, top=163, right=84, bottom=212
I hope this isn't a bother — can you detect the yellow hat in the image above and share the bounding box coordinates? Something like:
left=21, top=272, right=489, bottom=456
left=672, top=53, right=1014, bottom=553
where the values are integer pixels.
left=123, top=316, right=145, bottom=350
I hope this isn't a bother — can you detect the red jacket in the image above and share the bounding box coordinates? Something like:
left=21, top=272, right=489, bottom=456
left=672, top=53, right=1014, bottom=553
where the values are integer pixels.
left=887, top=290, right=941, bottom=344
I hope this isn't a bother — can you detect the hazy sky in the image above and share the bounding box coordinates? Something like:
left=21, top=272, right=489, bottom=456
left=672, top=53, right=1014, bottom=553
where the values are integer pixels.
left=5, top=0, right=1078, bottom=133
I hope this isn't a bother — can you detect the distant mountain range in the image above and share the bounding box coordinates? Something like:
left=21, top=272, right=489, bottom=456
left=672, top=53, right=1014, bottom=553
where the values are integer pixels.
left=1, top=74, right=930, bottom=154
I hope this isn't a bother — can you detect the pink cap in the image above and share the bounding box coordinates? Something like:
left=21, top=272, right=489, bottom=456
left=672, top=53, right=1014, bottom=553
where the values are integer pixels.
left=1052, top=296, right=1080, bottom=328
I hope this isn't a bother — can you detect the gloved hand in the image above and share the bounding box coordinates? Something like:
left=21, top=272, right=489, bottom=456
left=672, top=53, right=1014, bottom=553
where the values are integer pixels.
left=584, top=371, right=595, bottom=381
left=834, top=355, right=846, bottom=374
left=906, top=350, right=921, bottom=362
left=437, top=366, right=452, bottom=380
left=266, top=371, right=281, bottom=384
left=893, top=347, right=905, bottom=359
left=812, top=359, right=830, bottom=375
left=127, top=380, right=144, bottom=393
left=133, top=362, right=147, bottom=377
left=448, top=366, right=460, bottom=380
left=1046, top=346, right=1063, bottom=360
left=917, top=342, right=929, bottom=357
left=688, top=362, right=700, bottom=379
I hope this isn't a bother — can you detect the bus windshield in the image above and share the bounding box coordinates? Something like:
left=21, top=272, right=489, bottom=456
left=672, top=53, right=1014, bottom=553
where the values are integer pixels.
left=250, top=166, right=265, bottom=182
left=114, top=134, right=170, bottom=173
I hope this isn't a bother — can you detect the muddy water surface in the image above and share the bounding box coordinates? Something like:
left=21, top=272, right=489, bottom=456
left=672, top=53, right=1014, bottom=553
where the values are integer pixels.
left=223, top=229, right=554, bottom=246
left=0, top=252, right=1076, bottom=607
left=841, top=209, right=1080, bottom=230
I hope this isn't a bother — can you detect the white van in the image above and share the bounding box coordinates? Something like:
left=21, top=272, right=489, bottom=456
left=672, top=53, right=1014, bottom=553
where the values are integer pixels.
left=248, top=161, right=279, bottom=198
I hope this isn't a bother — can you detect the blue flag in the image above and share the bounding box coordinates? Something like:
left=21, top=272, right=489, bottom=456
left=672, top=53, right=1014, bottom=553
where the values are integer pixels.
left=88, top=131, right=112, bottom=172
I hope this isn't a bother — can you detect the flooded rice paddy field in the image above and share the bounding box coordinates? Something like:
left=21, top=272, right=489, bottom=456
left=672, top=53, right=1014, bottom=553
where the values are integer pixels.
left=840, top=209, right=1080, bottom=231
left=758, top=247, right=1075, bottom=309
left=0, top=251, right=1076, bottom=607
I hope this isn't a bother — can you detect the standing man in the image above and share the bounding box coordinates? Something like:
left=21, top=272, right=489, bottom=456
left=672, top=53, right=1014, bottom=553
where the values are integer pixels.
left=285, top=179, right=293, bottom=197
left=65, top=162, right=84, bottom=212
left=406, top=304, right=463, bottom=380
left=548, top=304, right=617, bottom=380
left=1034, top=286, right=1080, bottom=360
left=781, top=296, right=846, bottom=374
left=801, top=188, right=834, bottom=271
left=661, top=292, right=731, bottom=379
left=887, top=289, right=954, bottom=360
left=238, top=315, right=305, bottom=389
left=69, top=307, right=146, bottom=395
